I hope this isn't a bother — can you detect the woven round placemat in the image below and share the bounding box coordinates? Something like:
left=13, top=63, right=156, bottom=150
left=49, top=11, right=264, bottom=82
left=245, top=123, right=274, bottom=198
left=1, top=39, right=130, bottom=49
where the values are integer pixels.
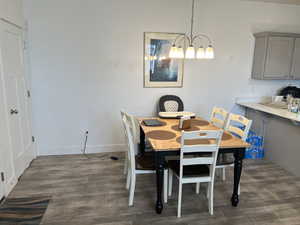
left=171, top=125, right=200, bottom=132
left=176, top=137, right=211, bottom=145
left=222, top=133, right=232, bottom=140
left=146, top=130, right=176, bottom=140
left=176, top=133, right=232, bottom=144
left=191, top=119, right=210, bottom=126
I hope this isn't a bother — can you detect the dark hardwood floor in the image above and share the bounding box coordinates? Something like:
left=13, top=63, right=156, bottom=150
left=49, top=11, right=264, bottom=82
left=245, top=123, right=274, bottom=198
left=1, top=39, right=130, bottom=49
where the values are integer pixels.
left=7, top=152, right=300, bottom=225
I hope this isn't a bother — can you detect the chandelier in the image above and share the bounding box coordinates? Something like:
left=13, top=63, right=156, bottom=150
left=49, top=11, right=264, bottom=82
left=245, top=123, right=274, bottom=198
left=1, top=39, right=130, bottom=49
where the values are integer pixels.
left=169, top=0, right=214, bottom=59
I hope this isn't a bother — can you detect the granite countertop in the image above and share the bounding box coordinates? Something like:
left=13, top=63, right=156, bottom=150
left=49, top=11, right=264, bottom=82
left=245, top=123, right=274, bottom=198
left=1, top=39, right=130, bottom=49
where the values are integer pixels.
left=237, top=101, right=300, bottom=123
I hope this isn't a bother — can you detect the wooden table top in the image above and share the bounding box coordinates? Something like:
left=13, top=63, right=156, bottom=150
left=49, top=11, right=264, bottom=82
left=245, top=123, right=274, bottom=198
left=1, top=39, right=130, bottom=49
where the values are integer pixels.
left=139, top=117, right=250, bottom=151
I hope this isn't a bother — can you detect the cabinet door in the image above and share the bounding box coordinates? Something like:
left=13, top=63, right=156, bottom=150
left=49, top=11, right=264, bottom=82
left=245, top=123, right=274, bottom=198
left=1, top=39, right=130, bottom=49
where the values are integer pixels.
left=0, top=0, right=24, bottom=27
left=264, top=37, right=294, bottom=79
left=252, top=37, right=267, bottom=79
left=291, top=38, right=300, bottom=79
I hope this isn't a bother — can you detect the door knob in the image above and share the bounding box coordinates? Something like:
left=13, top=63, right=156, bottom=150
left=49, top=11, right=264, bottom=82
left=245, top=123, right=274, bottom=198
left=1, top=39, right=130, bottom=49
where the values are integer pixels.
left=10, top=109, right=18, bottom=115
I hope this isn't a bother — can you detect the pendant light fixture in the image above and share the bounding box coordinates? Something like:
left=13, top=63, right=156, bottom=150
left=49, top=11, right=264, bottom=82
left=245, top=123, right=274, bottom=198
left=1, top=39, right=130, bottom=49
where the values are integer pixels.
left=169, top=0, right=214, bottom=59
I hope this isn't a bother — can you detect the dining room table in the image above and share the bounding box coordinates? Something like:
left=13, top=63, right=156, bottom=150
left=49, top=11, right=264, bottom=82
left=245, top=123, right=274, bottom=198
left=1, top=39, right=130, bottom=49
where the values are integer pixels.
left=138, top=116, right=250, bottom=214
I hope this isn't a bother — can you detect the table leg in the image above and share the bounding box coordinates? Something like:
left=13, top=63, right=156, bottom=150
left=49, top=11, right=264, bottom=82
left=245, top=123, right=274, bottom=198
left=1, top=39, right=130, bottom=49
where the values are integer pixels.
left=139, top=126, right=145, bottom=155
left=155, top=152, right=164, bottom=214
left=231, top=148, right=245, bottom=207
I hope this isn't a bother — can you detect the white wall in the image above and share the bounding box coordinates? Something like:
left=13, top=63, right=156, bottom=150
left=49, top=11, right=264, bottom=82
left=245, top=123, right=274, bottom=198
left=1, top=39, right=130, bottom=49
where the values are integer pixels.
left=23, top=0, right=300, bottom=155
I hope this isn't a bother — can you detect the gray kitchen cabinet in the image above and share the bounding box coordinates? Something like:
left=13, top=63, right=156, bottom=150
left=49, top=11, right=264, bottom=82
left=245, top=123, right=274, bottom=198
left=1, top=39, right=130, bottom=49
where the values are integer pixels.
left=291, top=38, right=300, bottom=80
left=252, top=32, right=300, bottom=80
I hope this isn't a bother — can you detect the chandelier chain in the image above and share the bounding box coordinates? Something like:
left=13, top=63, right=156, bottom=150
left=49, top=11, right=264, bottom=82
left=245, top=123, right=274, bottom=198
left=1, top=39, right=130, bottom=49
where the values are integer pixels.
left=190, top=0, right=195, bottom=44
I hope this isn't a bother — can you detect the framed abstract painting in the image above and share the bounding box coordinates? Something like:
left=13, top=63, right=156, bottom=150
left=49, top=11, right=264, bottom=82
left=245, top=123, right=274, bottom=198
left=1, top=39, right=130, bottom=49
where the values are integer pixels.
left=144, top=32, right=184, bottom=88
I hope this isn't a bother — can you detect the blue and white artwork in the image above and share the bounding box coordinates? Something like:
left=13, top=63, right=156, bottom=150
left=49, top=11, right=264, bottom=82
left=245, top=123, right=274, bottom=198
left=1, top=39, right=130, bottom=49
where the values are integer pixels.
left=149, top=39, right=178, bottom=82
left=144, top=32, right=184, bottom=88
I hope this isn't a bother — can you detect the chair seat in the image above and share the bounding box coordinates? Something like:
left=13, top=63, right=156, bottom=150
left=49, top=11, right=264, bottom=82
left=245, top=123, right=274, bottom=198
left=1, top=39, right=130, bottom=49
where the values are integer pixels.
left=217, top=153, right=234, bottom=166
left=168, top=160, right=210, bottom=178
left=136, top=153, right=155, bottom=170
left=216, top=160, right=234, bottom=166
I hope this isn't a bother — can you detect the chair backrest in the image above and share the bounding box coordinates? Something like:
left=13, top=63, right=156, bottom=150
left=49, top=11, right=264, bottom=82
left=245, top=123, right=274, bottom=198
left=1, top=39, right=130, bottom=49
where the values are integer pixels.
left=179, top=130, right=223, bottom=180
left=210, top=107, right=229, bottom=129
left=121, top=112, right=136, bottom=170
left=120, top=110, right=140, bottom=144
left=158, top=95, right=184, bottom=112
left=225, top=113, right=252, bottom=141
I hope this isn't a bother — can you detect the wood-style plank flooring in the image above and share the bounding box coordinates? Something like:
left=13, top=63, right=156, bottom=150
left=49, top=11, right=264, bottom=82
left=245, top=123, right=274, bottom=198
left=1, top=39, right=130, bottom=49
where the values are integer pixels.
left=7, top=152, right=300, bottom=225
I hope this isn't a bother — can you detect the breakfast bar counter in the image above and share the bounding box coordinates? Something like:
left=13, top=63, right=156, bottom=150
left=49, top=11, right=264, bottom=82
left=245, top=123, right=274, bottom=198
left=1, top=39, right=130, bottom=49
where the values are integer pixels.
left=237, top=101, right=300, bottom=177
left=237, top=102, right=300, bottom=123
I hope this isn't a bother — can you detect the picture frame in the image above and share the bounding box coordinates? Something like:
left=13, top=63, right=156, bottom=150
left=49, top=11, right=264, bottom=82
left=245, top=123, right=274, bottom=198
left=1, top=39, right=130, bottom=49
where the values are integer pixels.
left=144, top=32, right=184, bottom=88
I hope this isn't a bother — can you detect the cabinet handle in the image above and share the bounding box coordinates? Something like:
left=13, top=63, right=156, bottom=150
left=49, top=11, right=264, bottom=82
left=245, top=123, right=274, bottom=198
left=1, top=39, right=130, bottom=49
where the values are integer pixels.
left=10, top=109, right=19, bottom=115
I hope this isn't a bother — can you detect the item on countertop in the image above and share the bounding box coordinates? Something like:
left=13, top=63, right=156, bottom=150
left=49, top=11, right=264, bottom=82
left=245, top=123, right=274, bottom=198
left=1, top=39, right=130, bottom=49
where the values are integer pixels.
left=287, top=97, right=300, bottom=113
left=159, top=111, right=196, bottom=119
left=143, top=119, right=165, bottom=126
left=287, top=94, right=293, bottom=105
left=278, top=86, right=300, bottom=99
left=272, top=96, right=283, bottom=102
left=290, top=105, right=298, bottom=113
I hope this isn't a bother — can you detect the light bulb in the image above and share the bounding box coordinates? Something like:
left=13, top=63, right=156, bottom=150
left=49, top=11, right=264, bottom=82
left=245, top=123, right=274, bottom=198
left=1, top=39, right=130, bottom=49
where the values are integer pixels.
left=159, top=56, right=166, bottom=61
left=205, top=45, right=214, bottom=59
left=177, top=46, right=184, bottom=59
left=196, top=46, right=206, bottom=59
left=169, top=45, right=178, bottom=58
left=185, top=45, right=195, bottom=59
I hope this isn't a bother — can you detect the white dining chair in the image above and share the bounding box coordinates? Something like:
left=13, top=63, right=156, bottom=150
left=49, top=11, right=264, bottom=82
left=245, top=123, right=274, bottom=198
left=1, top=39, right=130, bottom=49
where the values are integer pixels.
left=210, top=107, right=229, bottom=181
left=165, top=130, right=223, bottom=217
left=210, top=107, right=229, bottom=129
left=121, top=111, right=129, bottom=175
left=121, top=112, right=168, bottom=206
left=216, top=113, right=252, bottom=194
left=120, top=111, right=140, bottom=175
left=225, top=113, right=252, bottom=142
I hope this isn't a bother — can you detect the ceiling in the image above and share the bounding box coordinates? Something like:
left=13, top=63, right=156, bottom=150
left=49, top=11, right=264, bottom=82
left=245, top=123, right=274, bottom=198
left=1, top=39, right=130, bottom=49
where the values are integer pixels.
left=242, top=0, right=300, bottom=5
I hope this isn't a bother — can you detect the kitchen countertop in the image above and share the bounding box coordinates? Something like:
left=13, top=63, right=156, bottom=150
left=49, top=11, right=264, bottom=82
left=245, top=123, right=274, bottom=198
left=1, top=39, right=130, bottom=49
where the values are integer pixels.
left=237, top=102, right=300, bottom=123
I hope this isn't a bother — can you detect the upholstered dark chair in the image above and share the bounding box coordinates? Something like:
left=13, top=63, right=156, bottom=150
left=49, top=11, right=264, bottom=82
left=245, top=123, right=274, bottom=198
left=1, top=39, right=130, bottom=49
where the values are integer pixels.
left=158, top=95, right=184, bottom=112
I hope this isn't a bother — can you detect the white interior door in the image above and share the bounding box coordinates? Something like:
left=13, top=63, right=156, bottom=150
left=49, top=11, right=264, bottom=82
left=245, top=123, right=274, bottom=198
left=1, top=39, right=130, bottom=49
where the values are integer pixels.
left=0, top=21, right=35, bottom=178
left=0, top=79, right=17, bottom=195
left=0, top=156, right=5, bottom=200
left=0, top=181, right=4, bottom=201
left=0, top=155, right=5, bottom=200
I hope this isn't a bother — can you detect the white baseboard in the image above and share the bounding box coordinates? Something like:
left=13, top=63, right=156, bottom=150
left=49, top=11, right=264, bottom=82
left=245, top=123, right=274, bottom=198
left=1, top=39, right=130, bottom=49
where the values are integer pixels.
left=38, top=144, right=127, bottom=156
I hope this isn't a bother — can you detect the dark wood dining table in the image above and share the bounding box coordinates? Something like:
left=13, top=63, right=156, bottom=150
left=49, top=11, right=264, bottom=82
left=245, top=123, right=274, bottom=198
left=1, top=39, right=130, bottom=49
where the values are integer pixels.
left=139, top=117, right=250, bottom=214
